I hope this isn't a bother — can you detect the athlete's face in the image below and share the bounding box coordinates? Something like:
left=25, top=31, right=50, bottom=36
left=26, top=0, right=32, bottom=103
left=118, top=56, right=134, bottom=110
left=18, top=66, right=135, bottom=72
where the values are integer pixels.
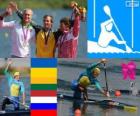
left=14, top=75, right=20, bottom=81
left=23, top=10, right=33, bottom=24
left=60, top=22, right=69, bottom=32
left=92, top=71, right=99, bottom=78
left=43, top=16, right=52, bottom=29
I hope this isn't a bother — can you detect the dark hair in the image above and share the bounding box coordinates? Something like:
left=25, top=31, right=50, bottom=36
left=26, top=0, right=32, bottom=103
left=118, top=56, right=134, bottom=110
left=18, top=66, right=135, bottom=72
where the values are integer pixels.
left=43, top=15, right=53, bottom=23
left=60, top=17, right=71, bottom=28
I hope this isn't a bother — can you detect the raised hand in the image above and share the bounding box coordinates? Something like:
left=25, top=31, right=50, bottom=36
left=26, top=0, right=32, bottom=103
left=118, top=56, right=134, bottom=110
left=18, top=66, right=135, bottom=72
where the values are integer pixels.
left=7, top=59, right=13, bottom=65
left=6, top=6, right=13, bottom=16
left=70, top=1, right=80, bottom=15
left=8, top=1, right=18, bottom=12
left=100, top=59, right=107, bottom=64
left=5, top=59, right=13, bottom=71
left=70, top=1, right=78, bottom=8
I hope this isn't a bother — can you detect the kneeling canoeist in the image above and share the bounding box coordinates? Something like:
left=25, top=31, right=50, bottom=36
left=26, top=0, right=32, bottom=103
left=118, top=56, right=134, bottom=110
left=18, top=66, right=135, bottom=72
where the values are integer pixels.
left=1, top=60, right=26, bottom=111
left=71, top=59, right=110, bottom=100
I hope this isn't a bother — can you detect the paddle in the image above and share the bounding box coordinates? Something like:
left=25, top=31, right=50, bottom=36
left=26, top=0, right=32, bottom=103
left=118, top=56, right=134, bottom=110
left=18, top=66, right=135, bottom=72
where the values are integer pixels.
left=58, top=94, right=137, bottom=112
left=103, top=63, right=109, bottom=93
left=84, top=99, right=137, bottom=111
left=103, top=5, right=132, bottom=53
left=3, top=96, right=29, bottom=109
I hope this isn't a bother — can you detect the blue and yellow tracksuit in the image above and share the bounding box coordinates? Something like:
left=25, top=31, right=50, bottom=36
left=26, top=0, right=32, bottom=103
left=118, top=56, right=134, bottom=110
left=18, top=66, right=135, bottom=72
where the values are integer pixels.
left=2, top=69, right=25, bottom=110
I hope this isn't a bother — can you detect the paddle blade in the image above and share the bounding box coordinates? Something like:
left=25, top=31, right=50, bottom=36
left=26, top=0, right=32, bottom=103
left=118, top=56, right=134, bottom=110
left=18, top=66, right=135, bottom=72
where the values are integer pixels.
left=125, top=45, right=132, bottom=53
left=104, top=5, right=111, bottom=17
left=124, top=106, right=138, bottom=112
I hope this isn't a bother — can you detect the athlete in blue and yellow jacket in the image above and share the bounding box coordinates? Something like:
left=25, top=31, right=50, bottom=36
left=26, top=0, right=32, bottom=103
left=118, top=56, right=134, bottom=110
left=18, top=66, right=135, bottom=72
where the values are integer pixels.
left=2, top=60, right=25, bottom=111
left=72, top=59, right=110, bottom=100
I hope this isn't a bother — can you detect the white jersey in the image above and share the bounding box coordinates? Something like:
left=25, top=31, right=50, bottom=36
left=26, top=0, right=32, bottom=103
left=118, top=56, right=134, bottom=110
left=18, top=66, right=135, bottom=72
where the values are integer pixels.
left=0, top=20, right=35, bottom=57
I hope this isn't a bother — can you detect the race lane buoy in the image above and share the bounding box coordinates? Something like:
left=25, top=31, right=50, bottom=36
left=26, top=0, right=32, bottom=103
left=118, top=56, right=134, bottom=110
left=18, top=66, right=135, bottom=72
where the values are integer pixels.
left=115, top=90, right=121, bottom=97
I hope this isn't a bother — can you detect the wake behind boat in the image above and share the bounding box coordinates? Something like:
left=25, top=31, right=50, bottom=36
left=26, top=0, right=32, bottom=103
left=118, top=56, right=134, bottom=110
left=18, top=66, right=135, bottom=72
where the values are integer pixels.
left=58, top=93, right=138, bottom=112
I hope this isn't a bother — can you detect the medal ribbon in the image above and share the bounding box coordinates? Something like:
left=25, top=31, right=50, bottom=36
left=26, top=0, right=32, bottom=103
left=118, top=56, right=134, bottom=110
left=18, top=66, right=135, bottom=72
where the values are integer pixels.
left=22, top=25, right=29, bottom=44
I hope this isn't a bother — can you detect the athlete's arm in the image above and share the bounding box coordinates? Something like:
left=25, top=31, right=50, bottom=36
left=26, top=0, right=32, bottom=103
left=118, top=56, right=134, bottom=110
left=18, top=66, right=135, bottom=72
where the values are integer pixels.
left=4, top=59, right=13, bottom=85
left=101, top=19, right=113, bottom=28
left=73, top=15, right=80, bottom=37
left=4, top=59, right=12, bottom=74
left=86, top=59, right=107, bottom=73
left=95, top=81, right=110, bottom=97
left=0, top=8, right=15, bottom=28
left=53, top=29, right=63, bottom=43
left=72, top=7, right=80, bottom=37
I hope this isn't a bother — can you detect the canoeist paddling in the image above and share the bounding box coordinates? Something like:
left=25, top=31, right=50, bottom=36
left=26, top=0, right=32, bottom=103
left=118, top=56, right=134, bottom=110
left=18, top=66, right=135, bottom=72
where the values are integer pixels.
left=71, top=59, right=110, bottom=101
left=71, top=59, right=110, bottom=115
